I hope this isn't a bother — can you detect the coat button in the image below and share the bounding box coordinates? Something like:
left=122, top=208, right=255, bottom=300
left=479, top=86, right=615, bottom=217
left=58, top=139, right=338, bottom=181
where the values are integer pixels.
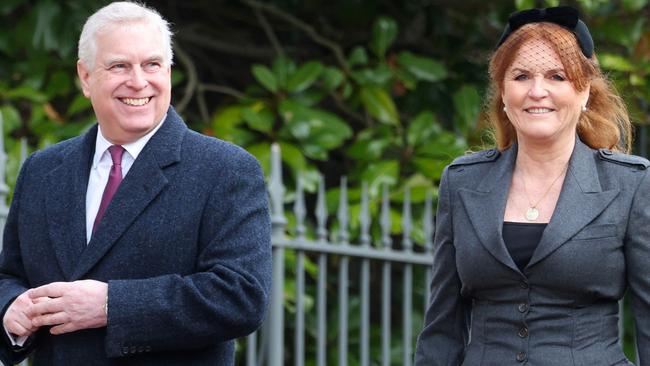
left=516, top=351, right=527, bottom=362
left=121, top=346, right=129, bottom=355
left=518, top=303, right=529, bottom=313
left=518, top=327, right=528, bottom=338
left=130, top=345, right=137, bottom=354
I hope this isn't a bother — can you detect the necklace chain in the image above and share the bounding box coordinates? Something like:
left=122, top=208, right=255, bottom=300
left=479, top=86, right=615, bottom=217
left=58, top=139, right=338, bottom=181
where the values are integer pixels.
left=520, top=163, right=568, bottom=221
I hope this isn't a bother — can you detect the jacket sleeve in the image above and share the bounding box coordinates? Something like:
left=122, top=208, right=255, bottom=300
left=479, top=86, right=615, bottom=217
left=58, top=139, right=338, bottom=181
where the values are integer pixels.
left=0, top=154, right=40, bottom=365
left=625, top=168, right=650, bottom=366
left=415, top=167, right=470, bottom=366
left=104, top=150, right=271, bottom=357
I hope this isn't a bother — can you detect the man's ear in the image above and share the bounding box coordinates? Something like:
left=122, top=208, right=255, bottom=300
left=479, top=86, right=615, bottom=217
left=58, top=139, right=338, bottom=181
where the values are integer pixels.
left=77, top=60, right=92, bottom=98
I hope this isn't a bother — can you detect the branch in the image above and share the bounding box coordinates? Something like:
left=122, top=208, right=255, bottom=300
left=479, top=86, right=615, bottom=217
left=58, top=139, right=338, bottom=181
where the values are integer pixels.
left=177, top=30, right=277, bottom=59
left=173, top=42, right=198, bottom=114
left=330, top=91, right=366, bottom=126
left=199, top=83, right=247, bottom=100
left=242, top=0, right=351, bottom=74
left=252, top=6, right=285, bottom=57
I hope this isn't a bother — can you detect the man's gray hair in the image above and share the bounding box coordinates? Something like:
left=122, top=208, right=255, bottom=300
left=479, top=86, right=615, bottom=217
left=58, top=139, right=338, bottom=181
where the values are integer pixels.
left=78, top=1, right=174, bottom=70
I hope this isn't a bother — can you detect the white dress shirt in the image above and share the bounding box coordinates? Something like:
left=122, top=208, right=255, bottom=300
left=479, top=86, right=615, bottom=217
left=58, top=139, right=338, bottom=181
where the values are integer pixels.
left=85, top=116, right=166, bottom=243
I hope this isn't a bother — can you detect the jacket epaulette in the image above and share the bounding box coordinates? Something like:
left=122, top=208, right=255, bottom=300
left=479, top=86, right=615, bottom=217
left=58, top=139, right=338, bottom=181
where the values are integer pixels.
left=598, top=148, right=650, bottom=170
left=449, top=148, right=501, bottom=167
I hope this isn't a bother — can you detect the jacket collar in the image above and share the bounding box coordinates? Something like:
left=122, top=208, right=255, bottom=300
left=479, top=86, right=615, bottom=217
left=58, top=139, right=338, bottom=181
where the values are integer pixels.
left=458, top=138, right=619, bottom=274
left=47, top=106, right=186, bottom=280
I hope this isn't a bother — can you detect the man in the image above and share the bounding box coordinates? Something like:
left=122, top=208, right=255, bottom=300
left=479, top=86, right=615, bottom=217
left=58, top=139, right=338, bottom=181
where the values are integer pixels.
left=0, top=2, right=271, bottom=365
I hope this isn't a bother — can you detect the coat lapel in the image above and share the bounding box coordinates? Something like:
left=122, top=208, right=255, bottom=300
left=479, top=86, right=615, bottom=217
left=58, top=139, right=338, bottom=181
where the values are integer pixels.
left=458, top=145, right=521, bottom=273
left=46, top=128, right=96, bottom=280
left=527, top=139, right=619, bottom=268
left=71, top=107, right=186, bottom=280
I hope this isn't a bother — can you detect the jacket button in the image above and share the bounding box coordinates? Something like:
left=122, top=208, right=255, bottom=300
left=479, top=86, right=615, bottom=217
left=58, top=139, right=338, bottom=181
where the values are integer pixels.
left=121, top=346, right=129, bottom=355
left=520, top=281, right=529, bottom=289
left=516, top=351, right=527, bottom=362
left=602, top=149, right=613, bottom=155
left=518, top=327, right=528, bottom=338
left=130, top=345, right=137, bottom=354
left=145, top=345, right=152, bottom=352
left=518, top=303, right=529, bottom=313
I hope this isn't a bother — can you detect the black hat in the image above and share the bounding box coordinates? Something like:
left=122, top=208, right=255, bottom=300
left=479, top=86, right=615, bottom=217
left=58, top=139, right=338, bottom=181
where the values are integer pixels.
left=496, top=6, right=594, bottom=58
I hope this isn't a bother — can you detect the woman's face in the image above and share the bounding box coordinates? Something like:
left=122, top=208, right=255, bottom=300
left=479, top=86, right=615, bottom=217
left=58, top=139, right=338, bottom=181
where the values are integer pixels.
left=502, top=39, right=589, bottom=145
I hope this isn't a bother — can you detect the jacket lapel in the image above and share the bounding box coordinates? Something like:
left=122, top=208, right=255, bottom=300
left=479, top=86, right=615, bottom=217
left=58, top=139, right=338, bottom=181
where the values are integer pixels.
left=71, top=107, right=185, bottom=280
left=458, top=145, right=521, bottom=273
left=527, top=139, right=619, bottom=268
left=46, top=128, right=96, bottom=280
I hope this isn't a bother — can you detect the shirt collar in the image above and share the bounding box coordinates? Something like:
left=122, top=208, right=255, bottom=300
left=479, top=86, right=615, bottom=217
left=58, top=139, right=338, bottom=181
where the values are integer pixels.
left=92, top=113, right=167, bottom=169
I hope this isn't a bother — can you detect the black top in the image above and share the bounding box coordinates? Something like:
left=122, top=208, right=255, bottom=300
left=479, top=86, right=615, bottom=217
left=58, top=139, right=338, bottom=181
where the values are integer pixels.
left=502, top=221, right=547, bottom=270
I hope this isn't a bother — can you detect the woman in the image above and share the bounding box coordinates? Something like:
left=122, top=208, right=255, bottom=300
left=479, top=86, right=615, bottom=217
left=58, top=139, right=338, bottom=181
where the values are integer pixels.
left=415, top=6, right=650, bottom=366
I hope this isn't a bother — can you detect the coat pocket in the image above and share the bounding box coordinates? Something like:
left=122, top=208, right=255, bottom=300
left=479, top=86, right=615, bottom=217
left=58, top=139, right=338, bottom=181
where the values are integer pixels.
left=572, top=223, right=617, bottom=241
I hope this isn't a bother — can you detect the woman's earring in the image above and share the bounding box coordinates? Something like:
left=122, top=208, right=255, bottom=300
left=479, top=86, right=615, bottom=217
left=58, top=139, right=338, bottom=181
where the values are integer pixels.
left=503, top=106, right=507, bottom=112
left=582, top=105, right=587, bottom=112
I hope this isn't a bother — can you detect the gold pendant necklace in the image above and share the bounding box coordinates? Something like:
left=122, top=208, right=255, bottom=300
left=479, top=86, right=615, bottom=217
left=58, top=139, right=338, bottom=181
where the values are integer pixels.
left=520, top=163, right=568, bottom=222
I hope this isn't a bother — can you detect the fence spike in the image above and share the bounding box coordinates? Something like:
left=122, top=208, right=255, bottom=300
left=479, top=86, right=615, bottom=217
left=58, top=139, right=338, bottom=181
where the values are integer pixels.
left=268, top=143, right=287, bottom=237
left=381, top=183, right=392, bottom=249
left=359, top=181, right=370, bottom=247
left=294, top=176, right=306, bottom=239
left=402, top=186, right=412, bottom=252
left=316, top=175, right=328, bottom=242
left=337, top=176, right=349, bottom=244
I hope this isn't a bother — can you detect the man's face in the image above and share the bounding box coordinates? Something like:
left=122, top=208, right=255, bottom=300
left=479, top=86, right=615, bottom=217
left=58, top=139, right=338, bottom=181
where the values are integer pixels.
left=78, top=21, right=171, bottom=145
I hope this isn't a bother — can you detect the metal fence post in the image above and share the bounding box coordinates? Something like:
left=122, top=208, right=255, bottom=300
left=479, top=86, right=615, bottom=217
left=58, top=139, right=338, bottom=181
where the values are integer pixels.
left=268, top=143, right=286, bottom=366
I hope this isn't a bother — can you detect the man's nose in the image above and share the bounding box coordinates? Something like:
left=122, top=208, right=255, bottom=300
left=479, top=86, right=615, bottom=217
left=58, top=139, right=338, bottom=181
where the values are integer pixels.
left=126, top=66, right=148, bottom=89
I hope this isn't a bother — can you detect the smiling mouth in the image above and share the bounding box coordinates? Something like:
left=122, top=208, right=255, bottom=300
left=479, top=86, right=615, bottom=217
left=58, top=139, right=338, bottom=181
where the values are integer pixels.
left=119, top=97, right=151, bottom=106
left=525, top=107, right=554, bottom=114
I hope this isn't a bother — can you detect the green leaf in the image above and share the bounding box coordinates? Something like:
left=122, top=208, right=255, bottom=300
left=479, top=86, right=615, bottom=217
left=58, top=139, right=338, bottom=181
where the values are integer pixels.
left=246, top=142, right=272, bottom=176
left=278, top=141, right=307, bottom=172
left=272, top=56, right=296, bottom=90
left=5, top=85, right=47, bottom=103
left=171, top=69, right=185, bottom=86
left=515, top=0, right=536, bottom=10
left=287, top=61, right=324, bottom=93
left=45, top=70, right=71, bottom=97
left=412, top=158, right=449, bottom=181
left=32, top=1, right=60, bottom=50
left=66, top=94, right=92, bottom=116
left=397, top=51, right=447, bottom=82
left=407, top=111, right=441, bottom=147
left=370, top=16, right=398, bottom=58
left=452, top=85, right=480, bottom=135
left=351, top=64, right=393, bottom=86
left=622, top=0, right=647, bottom=11
left=360, top=86, right=399, bottom=125
left=0, top=105, right=22, bottom=133
left=347, top=129, right=392, bottom=161
left=279, top=99, right=352, bottom=160
left=241, top=102, right=274, bottom=133
left=322, top=67, right=345, bottom=92
left=212, top=105, right=243, bottom=140
left=361, top=160, right=399, bottom=196
left=599, top=53, right=635, bottom=72
left=348, top=46, right=369, bottom=66
left=251, top=64, right=278, bottom=93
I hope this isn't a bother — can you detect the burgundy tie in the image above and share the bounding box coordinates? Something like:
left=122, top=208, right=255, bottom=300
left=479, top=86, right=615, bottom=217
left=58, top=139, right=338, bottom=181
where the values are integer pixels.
left=93, top=145, right=125, bottom=233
